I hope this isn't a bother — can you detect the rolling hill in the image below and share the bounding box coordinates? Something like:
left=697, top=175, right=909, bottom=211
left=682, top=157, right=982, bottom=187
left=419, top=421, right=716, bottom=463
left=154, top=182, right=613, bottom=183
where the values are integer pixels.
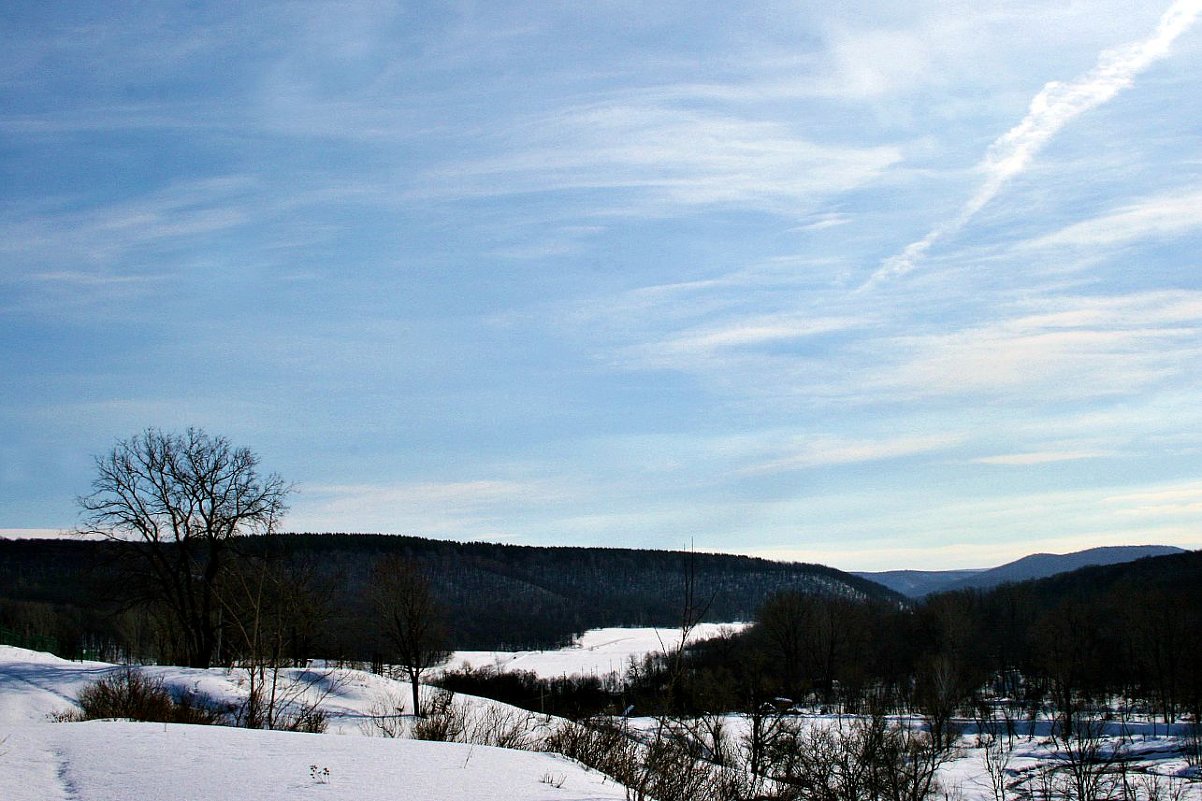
left=855, top=544, right=1186, bottom=597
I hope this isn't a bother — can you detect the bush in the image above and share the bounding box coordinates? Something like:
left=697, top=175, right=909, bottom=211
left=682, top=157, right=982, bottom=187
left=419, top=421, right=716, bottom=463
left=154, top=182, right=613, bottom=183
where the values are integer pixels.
left=74, top=667, right=226, bottom=725
left=544, top=717, right=754, bottom=801
left=412, top=689, right=467, bottom=741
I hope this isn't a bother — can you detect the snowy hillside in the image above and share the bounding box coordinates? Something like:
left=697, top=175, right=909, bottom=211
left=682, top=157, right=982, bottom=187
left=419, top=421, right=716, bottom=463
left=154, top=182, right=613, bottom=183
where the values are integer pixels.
left=0, top=645, right=627, bottom=801
left=5, top=636, right=1201, bottom=801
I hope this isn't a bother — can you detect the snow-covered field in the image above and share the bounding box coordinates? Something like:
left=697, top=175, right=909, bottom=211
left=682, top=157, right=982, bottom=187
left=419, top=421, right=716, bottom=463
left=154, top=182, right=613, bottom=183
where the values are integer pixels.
left=5, top=631, right=1201, bottom=801
left=0, top=645, right=626, bottom=801
left=1, top=625, right=746, bottom=800
left=447, top=622, right=746, bottom=679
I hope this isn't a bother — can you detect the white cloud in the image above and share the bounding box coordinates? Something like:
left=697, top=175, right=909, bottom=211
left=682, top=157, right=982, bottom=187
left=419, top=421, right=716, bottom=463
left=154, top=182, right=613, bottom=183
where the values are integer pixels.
left=791, top=213, right=852, bottom=232
left=0, top=176, right=256, bottom=279
left=410, top=102, right=902, bottom=215
left=972, top=450, right=1111, bottom=466
left=867, top=0, right=1202, bottom=286
left=286, top=479, right=566, bottom=536
left=742, top=433, right=962, bottom=475
left=742, top=478, right=1202, bottom=570
left=0, top=528, right=78, bottom=540
left=624, top=314, right=866, bottom=370
left=1103, top=481, right=1202, bottom=518
left=1027, top=187, right=1202, bottom=250
left=872, top=292, right=1202, bottom=399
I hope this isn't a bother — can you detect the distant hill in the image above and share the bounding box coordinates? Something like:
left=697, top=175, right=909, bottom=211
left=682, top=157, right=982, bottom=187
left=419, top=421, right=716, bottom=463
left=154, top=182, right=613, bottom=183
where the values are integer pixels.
left=852, top=568, right=983, bottom=597
left=856, top=544, right=1186, bottom=597
left=0, top=533, right=899, bottom=654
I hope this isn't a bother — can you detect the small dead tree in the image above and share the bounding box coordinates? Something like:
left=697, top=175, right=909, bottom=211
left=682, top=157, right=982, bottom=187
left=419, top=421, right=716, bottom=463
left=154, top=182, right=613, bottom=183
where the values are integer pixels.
left=370, top=555, right=450, bottom=718
left=975, top=703, right=1014, bottom=801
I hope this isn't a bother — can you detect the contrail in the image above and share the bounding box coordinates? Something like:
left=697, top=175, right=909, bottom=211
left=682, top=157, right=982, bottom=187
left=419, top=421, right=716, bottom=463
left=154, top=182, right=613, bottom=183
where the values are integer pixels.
left=864, top=0, right=1202, bottom=289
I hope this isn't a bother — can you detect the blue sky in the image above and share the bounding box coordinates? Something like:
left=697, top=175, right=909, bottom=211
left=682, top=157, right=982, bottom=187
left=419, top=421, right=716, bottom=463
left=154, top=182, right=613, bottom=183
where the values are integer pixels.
left=2, top=1, right=1201, bottom=570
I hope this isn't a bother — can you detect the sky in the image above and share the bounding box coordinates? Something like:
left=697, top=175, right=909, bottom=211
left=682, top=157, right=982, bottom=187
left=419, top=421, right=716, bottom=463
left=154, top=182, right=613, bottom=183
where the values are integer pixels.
left=2, top=1, right=1201, bottom=571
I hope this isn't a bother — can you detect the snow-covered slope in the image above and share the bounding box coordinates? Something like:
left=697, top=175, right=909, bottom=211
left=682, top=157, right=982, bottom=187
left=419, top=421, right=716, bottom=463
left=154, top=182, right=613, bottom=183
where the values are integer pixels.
left=0, top=645, right=627, bottom=801
left=4, top=721, right=623, bottom=801
left=448, top=622, right=745, bottom=679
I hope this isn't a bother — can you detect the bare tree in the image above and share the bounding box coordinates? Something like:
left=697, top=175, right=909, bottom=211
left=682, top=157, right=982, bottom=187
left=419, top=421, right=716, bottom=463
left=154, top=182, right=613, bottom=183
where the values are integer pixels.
left=370, top=555, right=450, bottom=718
left=77, top=427, right=289, bottom=668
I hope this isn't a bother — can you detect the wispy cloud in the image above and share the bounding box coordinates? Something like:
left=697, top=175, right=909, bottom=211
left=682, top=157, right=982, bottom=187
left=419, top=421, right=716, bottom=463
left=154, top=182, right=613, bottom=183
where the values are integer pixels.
left=287, top=479, right=566, bottom=536
left=0, top=528, right=75, bottom=540
left=410, top=102, right=902, bottom=215
left=872, top=291, right=1202, bottom=399
left=973, top=450, right=1111, bottom=466
left=0, top=176, right=255, bottom=277
left=866, top=0, right=1202, bottom=287
left=1026, top=187, right=1202, bottom=250
left=743, top=478, right=1202, bottom=570
left=622, top=313, right=866, bottom=371
left=791, top=213, right=852, bottom=232
left=1104, top=482, right=1202, bottom=518
left=742, top=433, right=961, bottom=475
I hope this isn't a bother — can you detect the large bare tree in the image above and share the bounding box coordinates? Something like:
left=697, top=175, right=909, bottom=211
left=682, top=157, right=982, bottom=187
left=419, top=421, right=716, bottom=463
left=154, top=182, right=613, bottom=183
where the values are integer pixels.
left=78, top=427, right=289, bottom=668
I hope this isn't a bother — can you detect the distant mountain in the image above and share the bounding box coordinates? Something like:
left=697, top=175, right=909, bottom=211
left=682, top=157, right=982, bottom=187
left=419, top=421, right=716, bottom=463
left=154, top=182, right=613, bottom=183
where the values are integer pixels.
left=855, top=544, right=1187, bottom=597
left=852, top=568, right=984, bottom=597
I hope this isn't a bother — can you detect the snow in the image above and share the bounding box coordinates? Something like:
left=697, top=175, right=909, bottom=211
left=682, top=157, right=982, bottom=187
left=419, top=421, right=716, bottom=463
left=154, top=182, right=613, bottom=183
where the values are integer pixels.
left=3, top=722, right=621, bottom=801
left=0, top=647, right=629, bottom=801
left=447, top=622, right=746, bottom=679
left=1, top=624, right=758, bottom=801
left=5, top=630, right=1201, bottom=801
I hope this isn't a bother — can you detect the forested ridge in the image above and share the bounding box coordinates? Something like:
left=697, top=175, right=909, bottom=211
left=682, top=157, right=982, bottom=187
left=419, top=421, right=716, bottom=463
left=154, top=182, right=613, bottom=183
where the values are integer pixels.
left=6, top=532, right=1200, bottom=728
left=0, top=532, right=895, bottom=657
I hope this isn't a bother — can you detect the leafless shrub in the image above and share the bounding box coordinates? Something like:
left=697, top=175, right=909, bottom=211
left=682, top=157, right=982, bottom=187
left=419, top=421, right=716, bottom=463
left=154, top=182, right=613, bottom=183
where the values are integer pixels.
left=981, top=732, right=1014, bottom=801
left=1120, top=770, right=1189, bottom=801
left=1048, top=715, right=1127, bottom=801
left=544, top=716, right=758, bottom=801
left=412, top=688, right=467, bottom=742
left=464, top=704, right=544, bottom=750
left=545, top=717, right=635, bottom=771
left=976, top=705, right=1016, bottom=801
left=359, top=688, right=409, bottom=738
left=74, top=667, right=227, bottom=724
left=361, top=685, right=546, bottom=749
left=763, top=714, right=953, bottom=801
left=1181, top=720, right=1201, bottom=770
left=231, top=667, right=335, bottom=733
